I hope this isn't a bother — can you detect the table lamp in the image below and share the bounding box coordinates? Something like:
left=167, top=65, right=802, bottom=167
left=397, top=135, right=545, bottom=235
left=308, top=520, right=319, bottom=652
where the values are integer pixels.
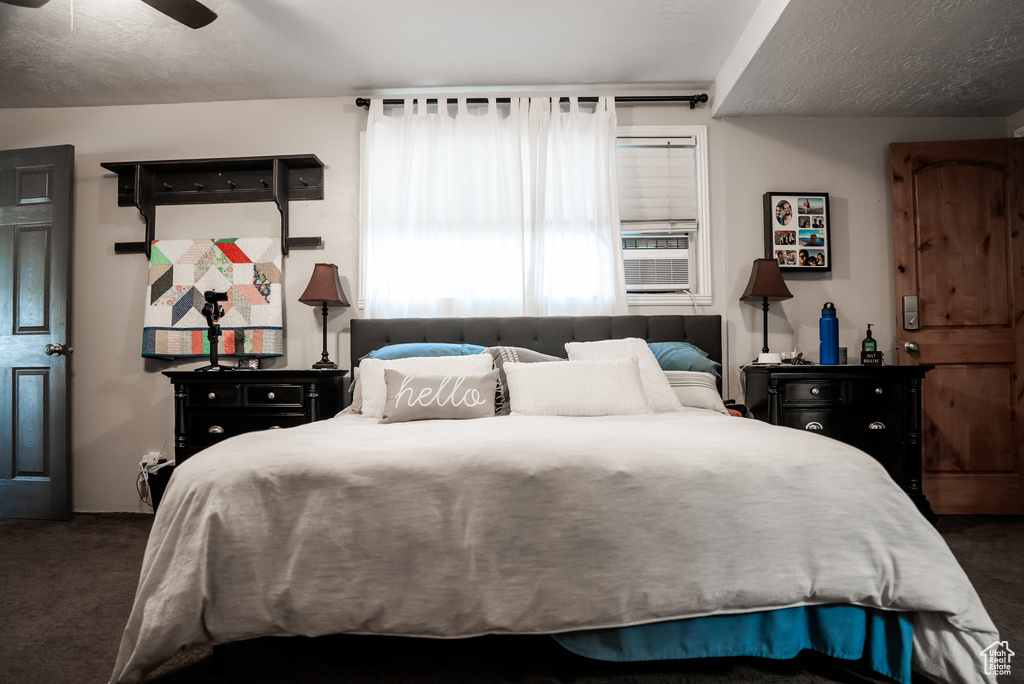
left=298, top=263, right=350, bottom=369
left=740, top=258, right=793, bottom=364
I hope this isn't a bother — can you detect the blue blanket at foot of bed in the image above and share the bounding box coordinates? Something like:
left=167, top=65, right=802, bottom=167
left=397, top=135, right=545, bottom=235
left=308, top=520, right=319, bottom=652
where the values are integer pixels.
left=553, top=605, right=913, bottom=684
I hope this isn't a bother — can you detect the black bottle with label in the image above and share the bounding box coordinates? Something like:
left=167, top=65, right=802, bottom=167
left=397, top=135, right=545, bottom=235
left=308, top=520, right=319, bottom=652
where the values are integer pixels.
left=862, top=324, right=877, bottom=352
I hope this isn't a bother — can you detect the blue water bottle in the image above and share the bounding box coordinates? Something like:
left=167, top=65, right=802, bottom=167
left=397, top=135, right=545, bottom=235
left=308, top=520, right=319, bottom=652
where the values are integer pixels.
left=819, top=302, right=839, bottom=365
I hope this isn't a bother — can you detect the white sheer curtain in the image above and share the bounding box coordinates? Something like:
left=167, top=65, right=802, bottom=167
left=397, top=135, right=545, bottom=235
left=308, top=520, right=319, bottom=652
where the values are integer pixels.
left=525, top=97, right=626, bottom=315
left=362, top=96, right=626, bottom=318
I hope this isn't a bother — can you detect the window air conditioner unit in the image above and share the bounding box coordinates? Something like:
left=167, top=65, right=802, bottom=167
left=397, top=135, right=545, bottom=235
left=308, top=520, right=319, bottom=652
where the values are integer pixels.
left=622, top=232, right=691, bottom=292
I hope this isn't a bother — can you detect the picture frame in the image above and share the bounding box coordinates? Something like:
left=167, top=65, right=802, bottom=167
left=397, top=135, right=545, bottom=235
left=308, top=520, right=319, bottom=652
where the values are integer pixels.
left=763, top=192, right=831, bottom=272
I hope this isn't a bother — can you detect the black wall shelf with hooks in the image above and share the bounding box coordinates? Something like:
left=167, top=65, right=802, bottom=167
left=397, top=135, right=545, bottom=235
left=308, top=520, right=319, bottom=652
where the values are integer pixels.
left=101, top=154, right=325, bottom=258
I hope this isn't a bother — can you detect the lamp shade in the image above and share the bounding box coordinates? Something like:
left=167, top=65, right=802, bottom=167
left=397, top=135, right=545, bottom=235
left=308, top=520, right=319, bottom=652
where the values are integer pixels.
left=740, top=258, right=793, bottom=302
left=298, top=263, right=350, bottom=307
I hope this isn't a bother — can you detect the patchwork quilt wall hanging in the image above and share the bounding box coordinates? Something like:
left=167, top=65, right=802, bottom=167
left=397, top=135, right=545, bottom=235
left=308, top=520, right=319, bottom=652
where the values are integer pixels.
left=143, top=238, right=283, bottom=358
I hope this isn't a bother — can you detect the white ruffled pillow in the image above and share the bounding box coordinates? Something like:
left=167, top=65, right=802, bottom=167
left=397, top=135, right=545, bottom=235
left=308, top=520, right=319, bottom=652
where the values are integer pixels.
left=664, top=371, right=729, bottom=415
left=565, top=338, right=682, bottom=412
left=359, top=354, right=494, bottom=420
left=504, top=357, right=652, bottom=416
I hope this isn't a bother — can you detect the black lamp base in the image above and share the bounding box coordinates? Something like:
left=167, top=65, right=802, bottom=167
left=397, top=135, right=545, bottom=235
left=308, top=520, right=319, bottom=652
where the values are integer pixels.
left=761, top=297, right=772, bottom=355
left=312, top=301, right=338, bottom=370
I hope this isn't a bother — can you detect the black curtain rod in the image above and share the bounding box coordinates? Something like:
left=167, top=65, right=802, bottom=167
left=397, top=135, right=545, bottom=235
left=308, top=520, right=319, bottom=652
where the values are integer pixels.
left=355, top=94, right=709, bottom=110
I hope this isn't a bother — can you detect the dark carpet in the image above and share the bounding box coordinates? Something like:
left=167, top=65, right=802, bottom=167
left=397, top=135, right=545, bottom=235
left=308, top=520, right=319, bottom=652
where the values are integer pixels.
left=1, top=514, right=1021, bottom=684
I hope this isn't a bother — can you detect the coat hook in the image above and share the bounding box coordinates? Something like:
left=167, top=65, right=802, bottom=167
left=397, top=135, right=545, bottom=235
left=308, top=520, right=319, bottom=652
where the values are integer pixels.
left=194, top=182, right=204, bottom=191
left=298, top=177, right=308, bottom=186
left=259, top=179, right=269, bottom=188
left=227, top=180, right=236, bottom=189
left=163, top=183, right=174, bottom=191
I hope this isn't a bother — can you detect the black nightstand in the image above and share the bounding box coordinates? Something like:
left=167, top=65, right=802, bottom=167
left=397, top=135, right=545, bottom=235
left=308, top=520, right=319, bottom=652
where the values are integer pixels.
left=163, top=369, right=346, bottom=466
left=743, top=364, right=935, bottom=522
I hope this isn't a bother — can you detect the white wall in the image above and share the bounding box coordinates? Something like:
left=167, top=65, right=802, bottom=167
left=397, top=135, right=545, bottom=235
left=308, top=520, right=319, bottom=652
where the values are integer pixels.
left=0, top=98, right=366, bottom=511
left=715, top=116, right=1005, bottom=397
left=0, top=97, right=1009, bottom=511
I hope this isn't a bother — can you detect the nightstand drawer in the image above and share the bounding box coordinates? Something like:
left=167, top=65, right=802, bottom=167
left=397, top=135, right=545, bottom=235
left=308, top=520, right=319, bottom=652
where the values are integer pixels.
left=845, top=412, right=905, bottom=450
left=187, top=385, right=241, bottom=407
left=867, top=448, right=906, bottom=488
left=783, top=381, right=842, bottom=404
left=244, top=384, right=304, bottom=408
left=189, top=412, right=307, bottom=446
left=851, top=381, right=906, bottom=404
left=779, top=410, right=845, bottom=439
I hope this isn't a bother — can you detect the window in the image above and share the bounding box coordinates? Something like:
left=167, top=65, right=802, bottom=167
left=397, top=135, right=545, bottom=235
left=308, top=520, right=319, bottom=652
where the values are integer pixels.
left=359, top=97, right=626, bottom=318
left=616, top=125, right=710, bottom=306
left=359, top=113, right=710, bottom=314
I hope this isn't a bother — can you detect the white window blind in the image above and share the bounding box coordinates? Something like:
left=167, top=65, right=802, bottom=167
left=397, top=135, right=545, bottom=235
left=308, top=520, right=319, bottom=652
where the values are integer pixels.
left=615, top=125, right=710, bottom=306
left=616, top=136, right=698, bottom=229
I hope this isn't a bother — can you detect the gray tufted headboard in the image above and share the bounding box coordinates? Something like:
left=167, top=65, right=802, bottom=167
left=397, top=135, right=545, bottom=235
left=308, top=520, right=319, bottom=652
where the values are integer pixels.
left=350, top=315, right=723, bottom=391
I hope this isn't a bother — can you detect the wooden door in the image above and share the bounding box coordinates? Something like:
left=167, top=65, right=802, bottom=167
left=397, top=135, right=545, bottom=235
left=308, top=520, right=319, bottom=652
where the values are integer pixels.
left=0, top=145, right=74, bottom=520
left=890, top=138, right=1024, bottom=514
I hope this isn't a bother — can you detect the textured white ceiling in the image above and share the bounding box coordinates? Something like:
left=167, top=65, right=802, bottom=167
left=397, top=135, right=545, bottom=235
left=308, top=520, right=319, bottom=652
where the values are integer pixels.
left=0, top=0, right=1022, bottom=117
left=0, top=0, right=759, bottom=107
left=715, top=0, right=1024, bottom=117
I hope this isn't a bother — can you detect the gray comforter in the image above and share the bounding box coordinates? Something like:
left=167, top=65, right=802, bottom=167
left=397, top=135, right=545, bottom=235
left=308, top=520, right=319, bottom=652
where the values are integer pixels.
left=110, top=411, right=998, bottom=683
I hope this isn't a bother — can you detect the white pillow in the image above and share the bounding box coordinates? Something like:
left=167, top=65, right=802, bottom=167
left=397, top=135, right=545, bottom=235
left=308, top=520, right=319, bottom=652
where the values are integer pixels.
left=565, top=338, right=682, bottom=413
left=664, top=371, right=730, bottom=415
left=359, top=354, right=494, bottom=420
left=504, top=357, right=652, bottom=416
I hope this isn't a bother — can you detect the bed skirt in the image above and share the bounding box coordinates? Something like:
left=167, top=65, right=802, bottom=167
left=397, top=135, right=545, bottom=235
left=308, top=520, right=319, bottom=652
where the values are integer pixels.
left=554, top=605, right=912, bottom=683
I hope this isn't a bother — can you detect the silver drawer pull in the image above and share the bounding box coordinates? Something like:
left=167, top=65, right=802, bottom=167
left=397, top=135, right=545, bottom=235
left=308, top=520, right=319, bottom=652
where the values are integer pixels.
left=868, top=421, right=886, bottom=430
left=810, top=388, right=820, bottom=395
left=208, top=425, right=224, bottom=434
left=267, top=391, right=276, bottom=400
left=875, top=387, right=884, bottom=395
left=208, top=392, right=216, bottom=400
left=805, top=421, right=824, bottom=430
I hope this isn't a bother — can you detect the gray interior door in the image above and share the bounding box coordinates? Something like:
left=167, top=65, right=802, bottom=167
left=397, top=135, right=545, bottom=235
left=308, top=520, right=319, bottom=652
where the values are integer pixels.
left=0, top=145, right=74, bottom=520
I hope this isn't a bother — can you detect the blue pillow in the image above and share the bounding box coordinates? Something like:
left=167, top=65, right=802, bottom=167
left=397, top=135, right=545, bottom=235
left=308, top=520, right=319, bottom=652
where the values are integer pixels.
left=647, top=341, right=721, bottom=378
left=361, top=342, right=487, bottom=361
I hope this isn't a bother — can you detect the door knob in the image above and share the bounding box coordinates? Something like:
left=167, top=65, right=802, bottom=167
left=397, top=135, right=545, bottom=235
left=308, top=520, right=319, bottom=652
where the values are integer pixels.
left=44, top=343, right=73, bottom=356
left=904, top=341, right=919, bottom=353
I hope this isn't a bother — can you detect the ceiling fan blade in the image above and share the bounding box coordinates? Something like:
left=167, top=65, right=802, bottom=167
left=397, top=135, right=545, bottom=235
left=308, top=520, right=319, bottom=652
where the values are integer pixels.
left=138, top=0, right=216, bottom=29
left=0, top=0, right=52, bottom=8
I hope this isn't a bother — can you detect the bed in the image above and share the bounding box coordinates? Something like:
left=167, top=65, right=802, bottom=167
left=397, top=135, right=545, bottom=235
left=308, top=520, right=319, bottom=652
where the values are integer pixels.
left=110, top=315, right=998, bottom=684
